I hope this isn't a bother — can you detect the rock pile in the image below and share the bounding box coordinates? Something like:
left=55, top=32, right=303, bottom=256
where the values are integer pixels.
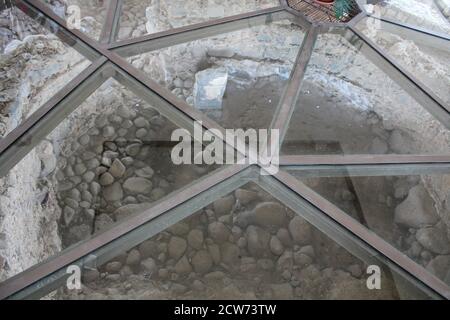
left=52, top=86, right=209, bottom=246
left=58, top=184, right=399, bottom=300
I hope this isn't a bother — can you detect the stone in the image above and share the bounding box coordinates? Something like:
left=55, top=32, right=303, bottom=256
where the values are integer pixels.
left=125, top=143, right=141, bottom=156
left=114, top=203, right=151, bottom=221
left=65, top=198, right=79, bottom=209
left=213, top=195, right=235, bottom=216
left=103, top=182, right=123, bottom=202
left=86, top=158, right=100, bottom=170
left=192, top=279, right=206, bottom=291
left=82, top=171, right=95, bottom=183
left=134, top=117, right=150, bottom=128
left=369, top=137, right=388, bottom=154
left=235, top=189, right=258, bottom=205
left=276, top=251, right=294, bottom=271
left=171, top=283, right=188, bottom=294
left=82, top=269, right=100, bottom=283
left=151, top=188, right=166, bottom=200
left=208, top=222, right=231, bottom=244
left=269, top=236, right=284, bottom=256
left=187, top=229, right=204, bottom=250
left=63, top=206, right=76, bottom=225
left=389, top=130, right=411, bottom=153
left=220, top=242, right=240, bottom=265
left=138, top=239, right=158, bottom=258
left=246, top=225, right=271, bottom=257
left=270, top=283, right=294, bottom=299
left=135, top=166, right=154, bottom=179
left=67, top=225, right=91, bottom=243
left=257, top=258, right=274, bottom=271
left=79, top=134, right=90, bottom=146
left=277, top=228, right=293, bottom=247
left=102, top=126, right=115, bottom=138
left=126, top=249, right=141, bottom=267
left=81, top=190, right=93, bottom=203
left=207, top=244, right=221, bottom=264
left=90, top=181, right=101, bottom=195
left=174, top=255, right=192, bottom=275
left=168, top=236, right=187, bottom=260
left=141, top=257, right=157, bottom=274
left=109, top=159, right=126, bottom=178
left=394, top=185, right=439, bottom=228
left=168, top=222, right=190, bottom=236
left=416, top=224, right=450, bottom=255
left=288, top=216, right=312, bottom=245
left=105, top=261, right=122, bottom=273
left=74, top=163, right=87, bottom=175
left=68, top=188, right=81, bottom=201
left=250, top=202, right=287, bottom=228
left=99, top=172, right=114, bottom=186
left=426, top=255, right=450, bottom=280
left=293, top=252, right=312, bottom=266
left=123, top=177, right=153, bottom=194
left=136, top=128, right=148, bottom=139
left=94, top=214, right=114, bottom=232
left=191, top=250, right=213, bottom=274
left=299, top=245, right=315, bottom=258
left=193, top=67, right=228, bottom=109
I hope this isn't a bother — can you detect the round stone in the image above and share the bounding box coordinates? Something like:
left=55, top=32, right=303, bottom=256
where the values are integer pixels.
left=99, top=172, right=114, bottom=186
left=123, top=177, right=153, bottom=194
left=103, top=182, right=123, bottom=202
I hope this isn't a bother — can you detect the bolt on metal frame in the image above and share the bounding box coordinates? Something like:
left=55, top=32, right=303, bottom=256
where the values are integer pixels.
left=0, top=0, right=449, bottom=299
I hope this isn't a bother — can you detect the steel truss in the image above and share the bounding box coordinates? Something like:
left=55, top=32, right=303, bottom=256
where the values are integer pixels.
left=0, top=0, right=449, bottom=299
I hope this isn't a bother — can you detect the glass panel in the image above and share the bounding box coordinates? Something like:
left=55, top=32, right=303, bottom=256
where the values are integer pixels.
left=50, top=182, right=430, bottom=300
left=0, top=3, right=93, bottom=138
left=364, top=0, right=450, bottom=35
left=128, top=19, right=305, bottom=130
left=289, top=170, right=450, bottom=286
left=40, top=0, right=108, bottom=40
left=356, top=16, right=450, bottom=105
left=0, top=78, right=214, bottom=283
left=281, top=32, right=450, bottom=155
left=117, top=0, right=280, bottom=41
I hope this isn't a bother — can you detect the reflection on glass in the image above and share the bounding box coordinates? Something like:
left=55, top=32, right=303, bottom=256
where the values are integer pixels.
left=46, top=182, right=432, bottom=300
left=117, top=0, right=280, bottom=40
left=128, top=19, right=304, bottom=129
left=0, top=79, right=212, bottom=283
left=281, top=32, right=450, bottom=155
left=365, top=0, right=450, bottom=35
left=0, top=4, right=92, bottom=139
left=356, top=17, right=450, bottom=105
left=41, top=0, right=108, bottom=40
left=290, top=171, right=450, bottom=286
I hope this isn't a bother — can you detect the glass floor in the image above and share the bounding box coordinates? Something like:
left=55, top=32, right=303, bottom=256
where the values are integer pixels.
left=0, top=0, right=449, bottom=300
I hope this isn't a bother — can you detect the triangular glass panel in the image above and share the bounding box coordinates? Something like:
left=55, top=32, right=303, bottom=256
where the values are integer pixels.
left=355, top=16, right=450, bottom=106
left=288, top=169, right=450, bottom=286
left=34, top=182, right=434, bottom=299
left=363, top=0, right=450, bottom=36
left=0, top=78, right=215, bottom=283
left=117, top=0, right=280, bottom=41
left=0, top=2, right=96, bottom=139
left=281, top=32, right=450, bottom=155
left=127, top=18, right=305, bottom=130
